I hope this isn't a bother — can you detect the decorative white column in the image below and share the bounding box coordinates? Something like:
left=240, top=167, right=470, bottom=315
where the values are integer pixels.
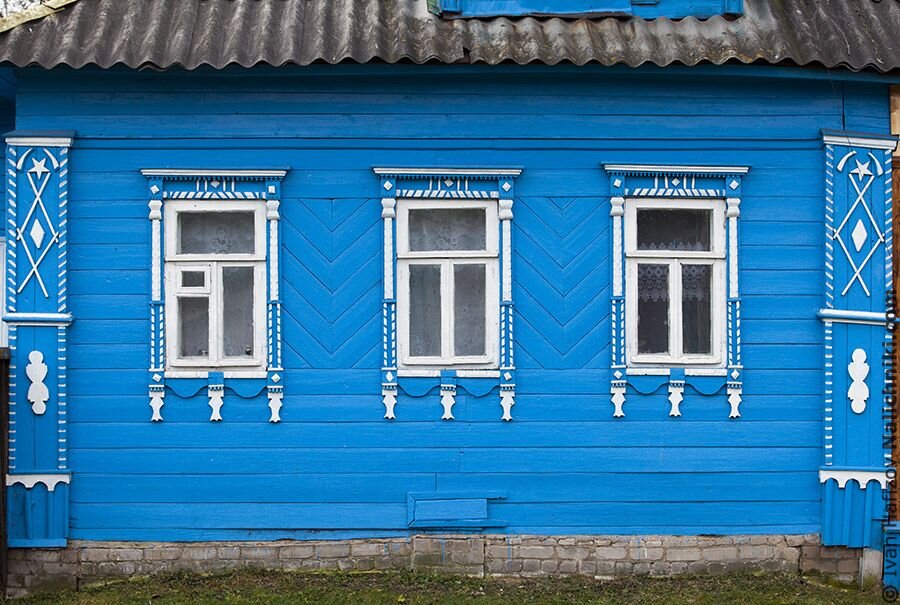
left=4, top=132, right=74, bottom=546
left=725, top=195, right=742, bottom=418
left=266, top=197, right=283, bottom=423
left=498, top=184, right=516, bottom=422
left=381, top=184, right=398, bottom=419
left=147, top=190, right=165, bottom=422
left=609, top=195, right=626, bottom=418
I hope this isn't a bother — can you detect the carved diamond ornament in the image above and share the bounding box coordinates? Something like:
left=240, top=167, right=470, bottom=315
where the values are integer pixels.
left=29, top=219, right=45, bottom=248
left=851, top=219, right=868, bottom=252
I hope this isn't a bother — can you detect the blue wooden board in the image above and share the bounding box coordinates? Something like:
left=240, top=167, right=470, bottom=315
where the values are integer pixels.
left=5, top=64, right=892, bottom=541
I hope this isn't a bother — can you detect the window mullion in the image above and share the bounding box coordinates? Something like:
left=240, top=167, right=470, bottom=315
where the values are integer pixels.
left=443, top=259, right=453, bottom=363
left=671, top=259, right=682, bottom=360
left=210, top=262, right=221, bottom=365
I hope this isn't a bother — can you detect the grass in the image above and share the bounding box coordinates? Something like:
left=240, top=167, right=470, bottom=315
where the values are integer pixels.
left=11, top=569, right=888, bottom=605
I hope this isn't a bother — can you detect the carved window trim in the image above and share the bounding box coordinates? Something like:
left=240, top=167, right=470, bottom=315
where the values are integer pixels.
left=163, top=199, right=268, bottom=371
left=604, top=164, right=749, bottom=420
left=395, top=197, right=501, bottom=369
left=142, top=169, right=287, bottom=423
left=374, top=167, right=521, bottom=422
left=624, top=197, right=728, bottom=367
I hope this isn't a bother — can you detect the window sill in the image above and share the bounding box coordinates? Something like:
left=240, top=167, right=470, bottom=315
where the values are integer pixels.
left=625, top=366, right=727, bottom=377
left=165, top=370, right=268, bottom=379
left=397, top=369, right=501, bottom=379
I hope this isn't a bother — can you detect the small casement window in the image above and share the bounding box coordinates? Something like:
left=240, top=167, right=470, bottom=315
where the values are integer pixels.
left=396, top=200, right=500, bottom=368
left=164, top=201, right=267, bottom=370
left=625, top=199, right=726, bottom=366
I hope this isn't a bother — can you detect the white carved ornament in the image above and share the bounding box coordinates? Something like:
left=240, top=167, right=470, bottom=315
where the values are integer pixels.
left=17, top=153, right=61, bottom=299
left=25, top=350, right=49, bottom=415
left=208, top=385, right=224, bottom=422
left=818, top=469, right=891, bottom=490
left=5, top=473, right=70, bottom=492
left=832, top=153, right=885, bottom=298
left=268, top=375, right=283, bottom=423
left=848, top=348, right=869, bottom=414
left=440, top=384, right=456, bottom=420
left=668, top=382, right=684, bottom=417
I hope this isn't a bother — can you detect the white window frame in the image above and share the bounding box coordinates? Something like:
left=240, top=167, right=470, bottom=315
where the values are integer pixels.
left=163, top=200, right=267, bottom=371
left=624, top=197, right=727, bottom=367
left=395, top=198, right=500, bottom=369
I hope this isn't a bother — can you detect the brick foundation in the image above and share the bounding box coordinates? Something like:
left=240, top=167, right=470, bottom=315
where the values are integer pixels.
left=6, top=534, right=861, bottom=598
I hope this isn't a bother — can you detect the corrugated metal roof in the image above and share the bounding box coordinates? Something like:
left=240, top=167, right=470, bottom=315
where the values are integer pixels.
left=0, top=0, right=897, bottom=73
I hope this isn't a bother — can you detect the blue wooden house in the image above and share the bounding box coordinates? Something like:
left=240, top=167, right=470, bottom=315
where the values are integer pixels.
left=0, top=0, right=899, bottom=594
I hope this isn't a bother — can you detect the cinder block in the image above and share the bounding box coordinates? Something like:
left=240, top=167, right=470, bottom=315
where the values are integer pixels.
left=666, top=548, right=702, bottom=562
left=595, top=547, right=628, bottom=560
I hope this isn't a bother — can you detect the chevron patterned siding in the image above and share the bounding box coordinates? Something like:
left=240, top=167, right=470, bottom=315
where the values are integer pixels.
left=280, top=197, right=383, bottom=369
left=514, top=196, right=610, bottom=369
left=13, top=67, right=892, bottom=541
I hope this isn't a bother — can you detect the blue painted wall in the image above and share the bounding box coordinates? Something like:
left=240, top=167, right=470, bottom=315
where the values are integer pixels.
left=10, top=65, right=891, bottom=541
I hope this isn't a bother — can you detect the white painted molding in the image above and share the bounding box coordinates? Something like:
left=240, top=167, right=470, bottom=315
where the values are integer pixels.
left=817, top=308, right=889, bottom=325
left=727, top=385, right=742, bottom=418
left=611, top=384, right=626, bottom=418
left=164, top=370, right=268, bottom=379
left=457, top=370, right=502, bottom=378
left=149, top=389, right=164, bottom=422
left=604, top=164, right=750, bottom=175
left=2, top=312, right=73, bottom=326
left=500, top=388, right=515, bottom=422
left=848, top=349, right=870, bottom=414
left=5, top=473, right=70, bottom=492
left=611, top=197, right=624, bottom=297
left=268, top=204, right=281, bottom=302
left=686, top=367, right=729, bottom=377
left=6, top=136, right=73, bottom=148
left=727, top=198, right=740, bottom=299
left=440, top=384, right=456, bottom=420
left=374, top=168, right=522, bottom=177
left=668, top=383, right=684, bottom=417
left=626, top=367, right=670, bottom=376
left=500, top=201, right=513, bottom=303
left=141, top=169, right=288, bottom=178
left=818, top=469, right=893, bottom=489
left=382, top=198, right=396, bottom=300
left=266, top=199, right=281, bottom=221
left=267, top=390, right=283, bottom=423
left=396, top=369, right=502, bottom=378
left=382, top=385, right=397, bottom=420
left=624, top=367, right=728, bottom=377
left=25, top=350, right=49, bottom=415
left=208, top=385, right=224, bottom=422
left=822, top=134, right=899, bottom=151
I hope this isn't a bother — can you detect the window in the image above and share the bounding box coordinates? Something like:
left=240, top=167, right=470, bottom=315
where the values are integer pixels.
left=164, top=201, right=267, bottom=370
left=625, top=199, right=726, bottom=366
left=396, top=200, right=499, bottom=368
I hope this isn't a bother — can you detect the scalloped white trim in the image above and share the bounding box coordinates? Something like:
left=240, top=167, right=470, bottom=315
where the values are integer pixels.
left=6, top=473, right=70, bottom=492
left=818, top=469, right=891, bottom=489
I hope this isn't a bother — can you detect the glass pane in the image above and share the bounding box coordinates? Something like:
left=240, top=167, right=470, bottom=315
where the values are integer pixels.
left=637, top=209, right=711, bottom=252
left=454, top=264, right=486, bottom=357
left=181, top=271, right=206, bottom=288
left=637, top=264, right=669, bottom=355
left=408, top=208, right=487, bottom=251
left=223, top=266, right=255, bottom=358
left=179, top=297, right=209, bottom=358
left=178, top=211, right=255, bottom=255
left=682, top=264, right=712, bottom=355
left=408, top=264, right=442, bottom=357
